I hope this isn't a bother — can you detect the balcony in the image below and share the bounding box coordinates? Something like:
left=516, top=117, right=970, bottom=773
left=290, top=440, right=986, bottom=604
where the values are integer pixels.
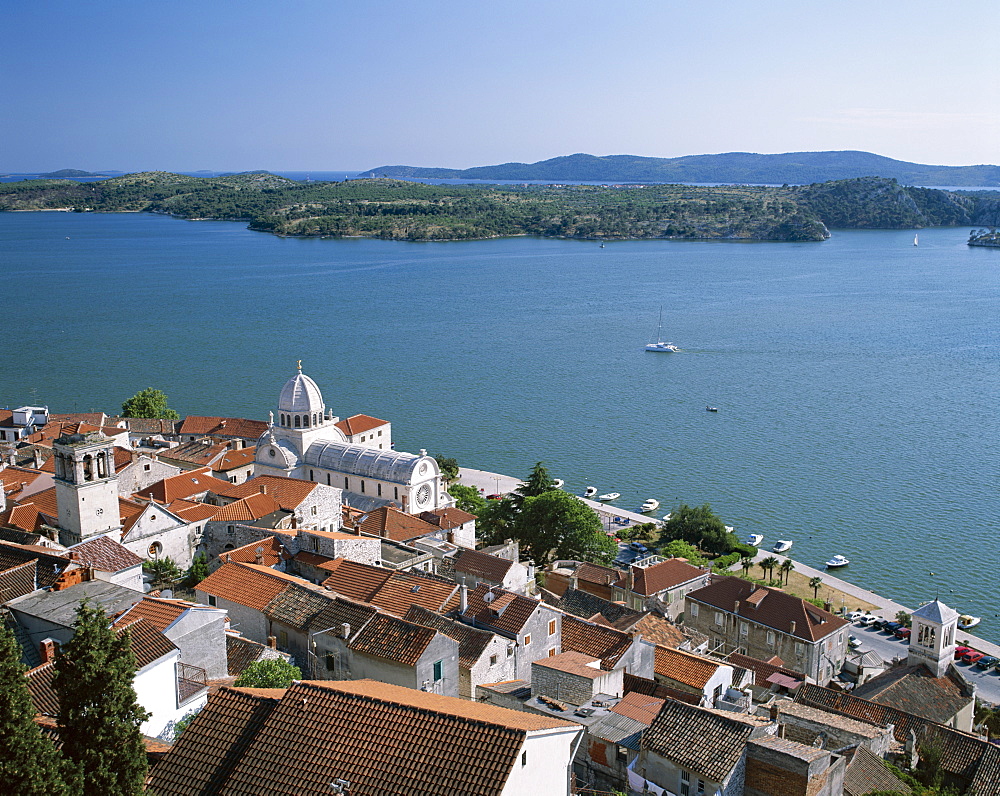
left=177, top=661, right=208, bottom=706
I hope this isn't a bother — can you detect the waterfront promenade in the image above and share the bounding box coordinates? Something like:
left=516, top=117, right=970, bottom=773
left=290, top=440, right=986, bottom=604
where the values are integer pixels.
left=458, top=467, right=1000, bottom=689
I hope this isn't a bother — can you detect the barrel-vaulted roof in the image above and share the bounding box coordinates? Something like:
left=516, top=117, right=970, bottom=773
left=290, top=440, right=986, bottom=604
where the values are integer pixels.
left=304, top=440, right=435, bottom=484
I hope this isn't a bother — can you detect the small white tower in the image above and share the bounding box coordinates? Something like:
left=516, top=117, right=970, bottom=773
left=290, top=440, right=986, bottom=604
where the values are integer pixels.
left=52, top=432, right=122, bottom=545
left=907, top=598, right=959, bottom=678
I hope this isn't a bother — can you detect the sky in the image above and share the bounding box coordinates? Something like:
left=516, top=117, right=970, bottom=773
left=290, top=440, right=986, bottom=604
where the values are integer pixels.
left=4, top=1, right=999, bottom=172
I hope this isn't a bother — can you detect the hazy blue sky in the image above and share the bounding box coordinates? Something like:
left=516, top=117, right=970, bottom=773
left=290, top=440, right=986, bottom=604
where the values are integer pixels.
left=4, top=1, right=998, bottom=172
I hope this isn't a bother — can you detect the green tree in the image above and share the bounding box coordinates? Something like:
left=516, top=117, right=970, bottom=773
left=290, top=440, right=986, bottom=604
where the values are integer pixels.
left=511, top=462, right=558, bottom=510
left=171, top=706, right=203, bottom=739
left=185, top=552, right=209, bottom=586
left=759, top=556, right=779, bottom=581
left=448, top=483, right=488, bottom=515
left=895, top=610, right=912, bottom=628
left=54, top=601, right=149, bottom=796
left=780, top=559, right=794, bottom=585
left=0, top=626, right=71, bottom=795
left=472, top=496, right=519, bottom=547
left=740, top=553, right=755, bottom=576
left=233, top=658, right=302, bottom=688
left=513, top=491, right=616, bottom=566
left=659, top=503, right=739, bottom=555
left=121, top=387, right=179, bottom=420
left=660, top=539, right=708, bottom=568
left=143, top=556, right=183, bottom=590
left=434, top=456, right=459, bottom=483
left=809, top=576, right=823, bottom=598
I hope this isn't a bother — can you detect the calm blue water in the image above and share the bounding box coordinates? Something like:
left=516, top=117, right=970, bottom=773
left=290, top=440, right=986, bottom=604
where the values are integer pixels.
left=2, top=213, right=998, bottom=632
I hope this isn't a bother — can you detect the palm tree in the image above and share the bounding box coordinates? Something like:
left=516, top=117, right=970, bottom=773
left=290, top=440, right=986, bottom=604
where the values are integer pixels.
left=809, top=575, right=823, bottom=598
left=740, top=554, right=754, bottom=577
left=780, top=559, right=794, bottom=585
left=760, top=556, right=779, bottom=581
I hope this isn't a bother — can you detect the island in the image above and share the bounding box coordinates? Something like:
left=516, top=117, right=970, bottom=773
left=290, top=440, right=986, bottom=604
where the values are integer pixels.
left=1, top=171, right=997, bottom=243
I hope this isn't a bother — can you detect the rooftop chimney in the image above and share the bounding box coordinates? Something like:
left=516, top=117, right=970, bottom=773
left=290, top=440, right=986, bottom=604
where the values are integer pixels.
left=39, top=638, right=57, bottom=664
left=259, top=484, right=267, bottom=494
left=341, top=622, right=351, bottom=639
left=789, top=620, right=796, bottom=635
left=267, top=635, right=277, bottom=649
left=460, top=584, right=468, bottom=613
left=734, top=600, right=740, bottom=614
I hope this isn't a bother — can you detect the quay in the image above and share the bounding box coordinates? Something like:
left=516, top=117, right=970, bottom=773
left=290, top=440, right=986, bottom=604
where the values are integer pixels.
left=457, top=467, right=1000, bottom=664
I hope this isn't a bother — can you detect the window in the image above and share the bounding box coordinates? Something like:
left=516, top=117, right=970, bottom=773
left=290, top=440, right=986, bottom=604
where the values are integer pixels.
left=327, top=474, right=331, bottom=485
left=227, top=525, right=235, bottom=535
left=278, top=630, right=288, bottom=648
left=147, top=541, right=163, bottom=557
left=507, top=646, right=514, bottom=657
left=207, top=595, right=217, bottom=607
left=523, top=634, right=531, bottom=646
left=309, top=470, right=314, bottom=481
left=548, top=619, right=556, bottom=635
left=740, top=622, right=748, bottom=637
left=394, top=487, right=399, bottom=500
left=767, top=631, right=776, bottom=647
left=795, top=642, right=805, bottom=656
left=680, top=771, right=691, bottom=796
left=714, top=611, right=724, bottom=627
left=433, top=660, right=443, bottom=681
left=294, top=416, right=301, bottom=428
left=521, top=751, right=527, bottom=767
left=616, top=745, right=628, bottom=763
left=690, top=603, right=699, bottom=618
left=360, top=480, right=365, bottom=494
left=311, top=505, right=317, bottom=515
left=377, top=483, right=382, bottom=497
left=489, top=654, right=498, bottom=666
left=548, top=648, right=557, bottom=657
left=378, top=430, right=382, bottom=436
left=344, top=477, right=349, bottom=489
left=325, top=653, right=337, bottom=671
left=632, top=597, right=643, bottom=610
left=696, top=779, right=705, bottom=796
left=143, top=463, right=151, bottom=471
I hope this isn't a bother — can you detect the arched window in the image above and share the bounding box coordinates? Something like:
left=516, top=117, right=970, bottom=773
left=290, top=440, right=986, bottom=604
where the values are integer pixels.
left=147, top=541, right=163, bottom=558
left=304, top=414, right=310, bottom=427
left=294, top=415, right=301, bottom=428
left=344, top=476, right=349, bottom=489
left=83, top=454, right=94, bottom=481
left=326, top=474, right=331, bottom=486
left=360, top=480, right=365, bottom=494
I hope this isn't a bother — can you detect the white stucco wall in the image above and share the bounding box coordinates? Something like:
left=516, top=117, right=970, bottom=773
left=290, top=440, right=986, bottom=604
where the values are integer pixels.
left=135, top=651, right=208, bottom=739
left=499, top=727, right=582, bottom=796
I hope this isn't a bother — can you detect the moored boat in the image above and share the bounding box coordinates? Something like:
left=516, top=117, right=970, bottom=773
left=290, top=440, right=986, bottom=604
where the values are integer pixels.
left=645, top=306, right=679, bottom=352
left=583, top=486, right=598, bottom=498
left=641, top=498, right=659, bottom=512
left=959, top=614, right=981, bottom=630
left=552, top=479, right=564, bottom=489
left=745, top=534, right=763, bottom=547
left=825, top=554, right=850, bottom=568
left=598, top=492, right=621, bottom=501
left=772, top=540, right=793, bottom=553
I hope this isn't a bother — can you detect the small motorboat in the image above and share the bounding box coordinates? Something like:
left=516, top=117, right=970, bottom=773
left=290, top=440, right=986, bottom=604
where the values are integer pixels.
left=598, top=492, right=621, bottom=501
left=745, top=534, right=763, bottom=547
left=640, top=499, right=659, bottom=513
left=552, top=479, right=565, bottom=489
left=583, top=487, right=598, bottom=498
left=959, top=615, right=981, bottom=630
left=662, top=513, right=672, bottom=522
left=825, top=555, right=850, bottom=568
left=706, top=406, right=719, bottom=412
left=772, top=540, right=793, bottom=554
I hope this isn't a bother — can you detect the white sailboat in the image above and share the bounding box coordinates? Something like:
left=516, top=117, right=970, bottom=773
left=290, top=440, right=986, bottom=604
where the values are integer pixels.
left=645, top=307, right=679, bottom=353
left=913, top=234, right=919, bottom=246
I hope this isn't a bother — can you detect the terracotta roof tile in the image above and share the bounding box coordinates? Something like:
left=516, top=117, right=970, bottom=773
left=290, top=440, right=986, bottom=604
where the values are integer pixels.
left=419, top=507, right=477, bottom=527
left=461, top=582, right=543, bottom=637
left=727, top=652, right=806, bottom=689
left=404, top=604, right=494, bottom=668
left=348, top=613, right=439, bottom=665
left=555, top=588, right=646, bottom=631
left=196, top=562, right=308, bottom=611
left=153, top=679, right=576, bottom=796
left=843, top=745, right=913, bottom=796
left=25, top=661, right=60, bottom=715
left=320, top=558, right=459, bottom=617
left=631, top=613, right=689, bottom=648
left=654, top=646, right=721, bottom=689
left=688, top=574, right=848, bottom=642
left=219, top=536, right=288, bottom=568
left=610, top=690, right=666, bottom=725
left=158, top=440, right=230, bottom=467
left=0, top=558, right=39, bottom=602
left=623, top=672, right=703, bottom=706
left=178, top=416, right=269, bottom=440
left=561, top=614, right=633, bottom=668
left=358, top=505, right=438, bottom=543
left=852, top=664, right=972, bottom=725
left=534, top=651, right=606, bottom=678
left=226, top=633, right=286, bottom=677
left=0, top=467, right=47, bottom=501
left=68, top=535, right=143, bottom=572
left=209, top=474, right=318, bottom=512
left=164, top=498, right=222, bottom=522
left=643, top=698, right=771, bottom=783
left=118, top=617, right=180, bottom=668
left=333, top=414, right=388, bottom=436
left=136, top=467, right=232, bottom=504
left=115, top=597, right=191, bottom=633
left=453, top=548, right=513, bottom=582
left=211, top=447, right=257, bottom=472
left=211, top=492, right=283, bottom=523
left=0, top=504, right=47, bottom=534
left=0, top=540, right=72, bottom=590
left=146, top=686, right=283, bottom=795
left=574, top=561, right=620, bottom=587
left=632, top=558, right=707, bottom=596
left=263, top=583, right=330, bottom=631
left=319, top=558, right=394, bottom=603
left=16, top=486, right=59, bottom=520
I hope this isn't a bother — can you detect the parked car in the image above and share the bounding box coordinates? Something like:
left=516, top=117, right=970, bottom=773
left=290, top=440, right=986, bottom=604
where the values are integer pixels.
left=882, top=622, right=902, bottom=634
left=847, top=611, right=866, bottom=622
left=962, top=651, right=985, bottom=665
left=629, top=542, right=648, bottom=553
left=893, top=627, right=911, bottom=640
left=858, top=615, right=879, bottom=627
left=848, top=636, right=862, bottom=649
left=975, top=656, right=999, bottom=670
left=955, top=646, right=973, bottom=659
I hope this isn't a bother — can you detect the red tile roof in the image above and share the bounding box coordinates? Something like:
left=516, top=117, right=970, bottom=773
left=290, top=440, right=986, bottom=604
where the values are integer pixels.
left=534, top=651, right=606, bottom=678
left=333, top=414, right=388, bottom=436
left=631, top=558, right=708, bottom=596
left=219, top=536, right=289, bottom=568
left=136, top=467, right=232, bottom=504
left=68, top=535, right=143, bottom=572
left=320, top=558, right=460, bottom=617
left=196, top=562, right=308, bottom=611
left=348, top=613, right=438, bottom=665
left=420, top=507, right=477, bottom=527
left=560, top=615, right=634, bottom=669
left=453, top=548, right=513, bottom=582
left=0, top=504, right=46, bottom=533
left=178, top=416, right=269, bottom=440
left=15, top=486, right=60, bottom=520
left=211, top=492, right=283, bottom=523
left=610, top=691, right=666, bottom=725
left=165, top=498, right=222, bottom=522
left=654, top=646, right=721, bottom=689
left=461, top=582, right=544, bottom=637
left=149, top=679, right=575, bottom=796
left=210, top=475, right=318, bottom=512
left=115, top=597, right=193, bottom=633
left=575, top=561, right=620, bottom=587
left=358, top=505, right=439, bottom=543
left=0, top=466, right=47, bottom=501
left=688, top=574, right=848, bottom=642
left=211, top=447, right=257, bottom=472
left=158, top=440, right=230, bottom=467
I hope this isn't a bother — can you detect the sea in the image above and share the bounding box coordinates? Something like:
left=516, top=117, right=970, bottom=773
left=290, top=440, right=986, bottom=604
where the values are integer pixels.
left=1, top=211, right=998, bottom=635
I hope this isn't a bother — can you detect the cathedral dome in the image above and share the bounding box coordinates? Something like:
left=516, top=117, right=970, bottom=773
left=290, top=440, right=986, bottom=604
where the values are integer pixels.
left=279, top=370, right=325, bottom=415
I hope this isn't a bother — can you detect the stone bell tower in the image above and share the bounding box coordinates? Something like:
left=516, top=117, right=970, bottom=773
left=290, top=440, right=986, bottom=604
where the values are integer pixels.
left=52, top=432, right=122, bottom=545
left=907, top=598, right=959, bottom=678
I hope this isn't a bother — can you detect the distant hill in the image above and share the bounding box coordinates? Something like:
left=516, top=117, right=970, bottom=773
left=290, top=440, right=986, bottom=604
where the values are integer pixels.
left=39, top=169, right=104, bottom=178
left=360, top=151, right=1000, bottom=187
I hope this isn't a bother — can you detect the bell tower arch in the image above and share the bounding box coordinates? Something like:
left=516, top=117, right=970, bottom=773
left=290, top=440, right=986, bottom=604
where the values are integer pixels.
left=907, top=598, right=959, bottom=678
left=53, top=432, right=122, bottom=545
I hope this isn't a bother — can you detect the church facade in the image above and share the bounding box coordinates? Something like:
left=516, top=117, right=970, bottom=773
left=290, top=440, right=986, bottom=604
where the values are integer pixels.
left=254, top=367, right=451, bottom=515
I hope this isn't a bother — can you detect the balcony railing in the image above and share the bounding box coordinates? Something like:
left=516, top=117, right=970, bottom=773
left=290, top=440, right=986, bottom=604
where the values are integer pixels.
left=177, top=661, right=208, bottom=705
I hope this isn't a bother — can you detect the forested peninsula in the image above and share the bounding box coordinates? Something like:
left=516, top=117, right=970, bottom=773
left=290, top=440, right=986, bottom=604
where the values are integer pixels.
left=1, top=171, right=997, bottom=243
